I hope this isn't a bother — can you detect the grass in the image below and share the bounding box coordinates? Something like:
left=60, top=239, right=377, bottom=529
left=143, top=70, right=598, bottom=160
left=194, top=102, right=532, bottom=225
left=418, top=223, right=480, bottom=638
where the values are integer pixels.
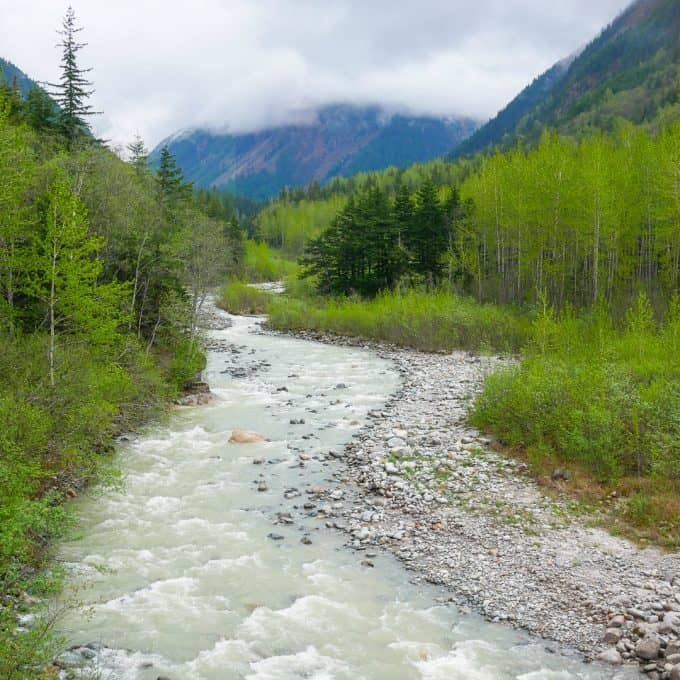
left=240, top=240, right=298, bottom=282
left=471, top=294, right=680, bottom=548
left=218, top=280, right=274, bottom=315
left=268, top=288, right=531, bottom=353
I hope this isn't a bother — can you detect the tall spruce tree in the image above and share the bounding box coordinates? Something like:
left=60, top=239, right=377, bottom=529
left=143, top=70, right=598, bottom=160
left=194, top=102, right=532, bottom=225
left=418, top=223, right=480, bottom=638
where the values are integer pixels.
left=409, top=178, right=446, bottom=285
left=127, top=134, right=150, bottom=175
left=49, top=6, right=98, bottom=147
left=394, top=184, right=414, bottom=249
left=157, top=145, right=191, bottom=216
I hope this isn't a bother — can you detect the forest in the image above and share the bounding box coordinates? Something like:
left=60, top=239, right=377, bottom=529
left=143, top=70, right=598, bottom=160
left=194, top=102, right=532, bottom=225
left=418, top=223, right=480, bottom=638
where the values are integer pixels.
left=255, top=123, right=680, bottom=315
left=0, top=9, right=244, bottom=671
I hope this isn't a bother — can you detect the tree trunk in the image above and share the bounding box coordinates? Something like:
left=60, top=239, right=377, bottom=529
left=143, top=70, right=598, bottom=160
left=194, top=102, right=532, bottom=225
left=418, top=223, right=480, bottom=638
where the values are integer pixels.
left=49, top=229, right=57, bottom=387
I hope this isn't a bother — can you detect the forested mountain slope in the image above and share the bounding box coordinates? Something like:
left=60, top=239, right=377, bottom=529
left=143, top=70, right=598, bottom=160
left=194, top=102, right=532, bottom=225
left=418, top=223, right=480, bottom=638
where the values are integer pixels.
left=153, top=105, right=478, bottom=200
left=0, top=56, right=37, bottom=96
left=455, top=0, right=680, bottom=156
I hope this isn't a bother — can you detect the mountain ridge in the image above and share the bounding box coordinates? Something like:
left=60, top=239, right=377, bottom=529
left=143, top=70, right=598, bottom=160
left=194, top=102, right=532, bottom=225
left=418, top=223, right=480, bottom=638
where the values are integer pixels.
left=454, top=0, right=680, bottom=157
left=154, top=104, right=479, bottom=200
left=0, top=57, right=38, bottom=96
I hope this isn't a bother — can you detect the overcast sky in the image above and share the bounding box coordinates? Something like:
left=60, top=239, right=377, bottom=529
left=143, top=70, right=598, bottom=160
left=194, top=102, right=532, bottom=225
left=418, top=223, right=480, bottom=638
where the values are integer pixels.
left=1, top=0, right=632, bottom=148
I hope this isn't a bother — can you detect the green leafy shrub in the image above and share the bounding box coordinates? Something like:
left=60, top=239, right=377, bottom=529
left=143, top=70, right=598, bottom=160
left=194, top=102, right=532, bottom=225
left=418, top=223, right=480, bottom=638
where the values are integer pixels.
left=472, top=293, right=680, bottom=492
left=241, top=240, right=297, bottom=282
left=268, top=289, right=530, bottom=353
left=218, top=280, right=274, bottom=315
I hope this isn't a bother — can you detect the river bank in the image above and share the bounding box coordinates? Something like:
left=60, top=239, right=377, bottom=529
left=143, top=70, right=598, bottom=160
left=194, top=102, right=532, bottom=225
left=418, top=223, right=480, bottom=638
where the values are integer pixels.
left=265, top=325, right=680, bottom=678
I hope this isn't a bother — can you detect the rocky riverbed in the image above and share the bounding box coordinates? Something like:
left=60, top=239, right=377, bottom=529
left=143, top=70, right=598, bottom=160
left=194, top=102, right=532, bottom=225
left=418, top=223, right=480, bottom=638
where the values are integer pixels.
left=268, top=327, right=680, bottom=679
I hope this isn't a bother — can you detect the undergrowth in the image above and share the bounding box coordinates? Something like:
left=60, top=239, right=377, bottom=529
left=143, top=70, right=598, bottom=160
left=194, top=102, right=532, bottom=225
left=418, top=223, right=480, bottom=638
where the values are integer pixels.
left=471, top=293, right=680, bottom=547
left=268, top=288, right=530, bottom=353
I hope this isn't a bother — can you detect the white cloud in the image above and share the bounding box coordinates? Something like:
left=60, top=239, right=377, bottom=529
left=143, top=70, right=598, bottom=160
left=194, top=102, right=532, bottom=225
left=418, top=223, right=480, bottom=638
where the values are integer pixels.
left=0, top=0, right=632, bottom=147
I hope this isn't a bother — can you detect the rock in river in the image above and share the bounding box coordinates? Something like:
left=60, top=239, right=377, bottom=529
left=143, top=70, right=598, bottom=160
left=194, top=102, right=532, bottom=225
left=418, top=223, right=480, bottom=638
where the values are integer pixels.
left=229, top=429, right=269, bottom=444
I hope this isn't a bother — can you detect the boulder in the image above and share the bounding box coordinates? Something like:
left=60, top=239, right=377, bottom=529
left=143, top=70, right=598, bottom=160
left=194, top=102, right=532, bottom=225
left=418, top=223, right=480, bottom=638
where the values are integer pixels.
left=608, top=614, right=625, bottom=628
left=54, top=652, right=84, bottom=669
left=597, top=648, right=623, bottom=665
left=603, top=628, right=622, bottom=644
left=635, top=635, right=660, bottom=660
left=228, top=429, right=269, bottom=444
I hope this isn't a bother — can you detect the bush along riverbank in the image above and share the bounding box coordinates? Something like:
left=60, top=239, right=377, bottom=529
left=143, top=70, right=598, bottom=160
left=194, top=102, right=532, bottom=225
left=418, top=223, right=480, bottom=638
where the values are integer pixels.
left=472, top=293, right=680, bottom=549
left=218, top=279, right=274, bottom=315
left=268, top=288, right=531, bottom=353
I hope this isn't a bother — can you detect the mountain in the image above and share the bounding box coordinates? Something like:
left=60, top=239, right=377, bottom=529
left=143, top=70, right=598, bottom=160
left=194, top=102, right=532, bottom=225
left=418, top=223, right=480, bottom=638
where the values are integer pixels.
left=154, top=105, right=478, bottom=200
left=0, top=57, right=38, bottom=96
left=453, top=57, right=575, bottom=158
left=455, top=0, right=680, bottom=157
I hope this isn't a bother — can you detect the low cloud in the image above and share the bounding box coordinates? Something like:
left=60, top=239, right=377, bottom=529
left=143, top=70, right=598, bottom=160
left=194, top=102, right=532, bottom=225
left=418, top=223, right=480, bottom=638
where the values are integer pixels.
left=0, top=0, right=631, bottom=147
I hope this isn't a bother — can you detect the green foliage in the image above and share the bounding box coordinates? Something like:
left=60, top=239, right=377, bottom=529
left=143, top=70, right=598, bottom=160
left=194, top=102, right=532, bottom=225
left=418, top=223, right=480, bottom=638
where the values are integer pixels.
left=168, top=336, right=206, bottom=391
left=255, top=195, right=346, bottom=256
left=157, top=145, right=194, bottom=225
left=408, top=178, right=448, bottom=284
left=218, top=280, right=273, bottom=315
left=459, top=124, right=680, bottom=311
left=269, top=289, right=530, bottom=353
left=240, top=240, right=297, bottom=282
left=300, top=182, right=460, bottom=296
left=0, top=18, right=246, bottom=669
left=0, top=599, right=62, bottom=680
left=471, top=294, right=680, bottom=486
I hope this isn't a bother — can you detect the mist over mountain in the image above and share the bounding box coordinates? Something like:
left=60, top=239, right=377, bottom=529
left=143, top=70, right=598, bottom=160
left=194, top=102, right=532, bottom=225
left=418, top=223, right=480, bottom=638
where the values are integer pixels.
left=153, top=105, right=478, bottom=200
left=454, top=0, right=680, bottom=156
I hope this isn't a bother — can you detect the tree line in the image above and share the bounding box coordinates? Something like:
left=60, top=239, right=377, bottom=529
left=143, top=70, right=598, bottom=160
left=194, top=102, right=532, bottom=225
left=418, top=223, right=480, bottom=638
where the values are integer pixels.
left=460, top=125, right=680, bottom=311
left=296, top=122, right=679, bottom=314
left=300, top=180, right=464, bottom=296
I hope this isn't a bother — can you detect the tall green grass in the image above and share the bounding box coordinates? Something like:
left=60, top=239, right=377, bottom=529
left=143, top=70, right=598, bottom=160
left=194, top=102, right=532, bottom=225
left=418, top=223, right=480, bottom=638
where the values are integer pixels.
left=471, top=294, right=680, bottom=545
left=218, top=280, right=273, bottom=315
left=240, top=240, right=298, bottom=282
left=268, top=289, right=531, bottom=353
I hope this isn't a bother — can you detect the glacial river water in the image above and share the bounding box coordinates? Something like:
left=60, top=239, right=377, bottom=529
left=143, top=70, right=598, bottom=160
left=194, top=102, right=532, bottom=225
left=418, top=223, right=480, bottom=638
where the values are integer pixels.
left=57, top=310, right=636, bottom=679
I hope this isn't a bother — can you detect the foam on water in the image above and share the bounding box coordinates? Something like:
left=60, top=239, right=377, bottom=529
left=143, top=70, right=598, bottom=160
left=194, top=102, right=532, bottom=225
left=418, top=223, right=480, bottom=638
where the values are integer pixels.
left=245, top=646, right=354, bottom=680
left=57, top=312, right=639, bottom=679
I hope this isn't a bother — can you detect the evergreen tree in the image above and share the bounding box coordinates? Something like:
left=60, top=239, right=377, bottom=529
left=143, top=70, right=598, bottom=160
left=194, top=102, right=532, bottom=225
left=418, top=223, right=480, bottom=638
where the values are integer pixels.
left=394, top=184, right=414, bottom=249
left=409, top=178, right=446, bottom=285
left=127, top=134, right=150, bottom=175
left=48, top=6, right=98, bottom=147
left=157, top=145, right=192, bottom=216
left=24, top=85, right=56, bottom=132
left=0, top=71, right=24, bottom=123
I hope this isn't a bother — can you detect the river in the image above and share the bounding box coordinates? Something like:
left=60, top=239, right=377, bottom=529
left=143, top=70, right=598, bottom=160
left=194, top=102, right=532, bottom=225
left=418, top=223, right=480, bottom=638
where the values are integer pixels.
left=57, top=309, right=635, bottom=679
